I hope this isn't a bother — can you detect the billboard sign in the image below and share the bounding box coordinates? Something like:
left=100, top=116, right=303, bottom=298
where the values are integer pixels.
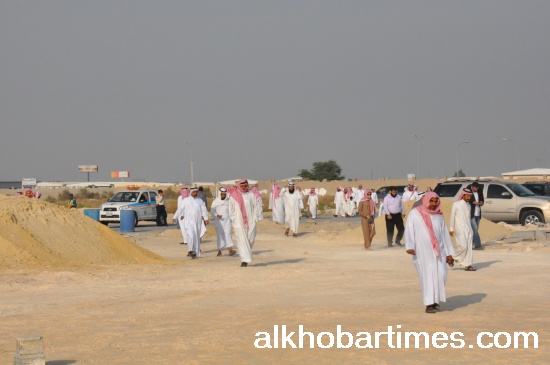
left=78, top=165, right=98, bottom=173
left=111, top=171, right=130, bottom=178
left=22, top=178, right=37, bottom=188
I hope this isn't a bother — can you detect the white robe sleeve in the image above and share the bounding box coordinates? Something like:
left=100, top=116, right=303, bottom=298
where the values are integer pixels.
left=405, top=209, right=419, bottom=252
left=174, top=203, right=183, bottom=219
left=229, top=198, right=238, bottom=224
left=201, top=200, right=209, bottom=221
left=449, top=202, right=457, bottom=232
left=439, top=219, right=455, bottom=257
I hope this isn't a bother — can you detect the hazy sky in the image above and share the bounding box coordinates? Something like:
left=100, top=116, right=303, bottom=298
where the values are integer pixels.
left=1, top=1, right=549, bottom=183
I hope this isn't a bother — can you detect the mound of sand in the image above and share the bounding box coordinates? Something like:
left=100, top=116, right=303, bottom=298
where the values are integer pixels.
left=0, top=195, right=163, bottom=269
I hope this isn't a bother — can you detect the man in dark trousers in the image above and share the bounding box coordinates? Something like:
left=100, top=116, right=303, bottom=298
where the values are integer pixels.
left=468, top=181, right=484, bottom=250
left=197, top=186, right=207, bottom=207
left=382, top=186, right=405, bottom=247
left=155, top=190, right=168, bottom=226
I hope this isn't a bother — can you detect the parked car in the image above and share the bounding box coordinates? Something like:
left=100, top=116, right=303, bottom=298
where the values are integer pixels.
left=99, top=190, right=158, bottom=226
left=433, top=180, right=550, bottom=225
left=375, top=185, right=408, bottom=202
left=522, top=182, right=550, bottom=196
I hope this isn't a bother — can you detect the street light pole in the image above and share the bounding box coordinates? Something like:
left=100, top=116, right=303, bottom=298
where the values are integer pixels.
left=456, top=141, right=469, bottom=177
left=185, top=141, right=194, bottom=186
left=413, top=134, right=423, bottom=180
left=502, top=138, right=520, bottom=170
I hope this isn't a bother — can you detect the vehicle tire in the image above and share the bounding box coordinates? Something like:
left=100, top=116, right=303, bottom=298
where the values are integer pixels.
left=521, top=210, right=544, bottom=226
left=101, top=221, right=109, bottom=226
left=134, top=212, right=139, bottom=227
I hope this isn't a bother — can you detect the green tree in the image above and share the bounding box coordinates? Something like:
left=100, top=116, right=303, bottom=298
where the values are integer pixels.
left=299, top=160, right=344, bottom=181
left=452, top=169, right=466, bottom=178
left=298, top=169, right=314, bottom=180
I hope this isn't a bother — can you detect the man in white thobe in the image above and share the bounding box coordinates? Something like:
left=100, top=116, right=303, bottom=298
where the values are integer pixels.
left=281, top=181, right=304, bottom=237
left=174, top=187, right=208, bottom=259
left=174, top=187, right=190, bottom=246
left=210, top=187, right=237, bottom=257
left=252, top=187, right=264, bottom=221
left=333, top=186, right=345, bottom=217
left=405, top=192, right=455, bottom=313
left=370, top=188, right=378, bottom=206
left=268, top=183, right=285, bottom=224
left=346, top=195, right=357, bottom=217
left=353, top=185, right=365, bottom=209
left=402, top=184, right=418, bottom=202
left=450, top=188, right=475, bottom=271
left=229, top=179, right=259, bottom=267
left=307, top=188, right=319, bottom=219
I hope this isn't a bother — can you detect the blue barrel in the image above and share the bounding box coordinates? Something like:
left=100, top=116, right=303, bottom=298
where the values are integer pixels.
left=83, top=209, right=100, bottom=221
left=120, top=210, right=136, bottom=232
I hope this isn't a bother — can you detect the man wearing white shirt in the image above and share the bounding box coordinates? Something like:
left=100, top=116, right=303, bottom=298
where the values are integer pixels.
left=449, top=188, right=476, bottom=271
left=210, top=187, right=237, bottom=257
left=402, top=184, right=418, bottom=202
left=383, top=186, right=405, bottom=247
left=353, top=184, right=365, bottom=209
left=173, top=187, right=209, bottom=259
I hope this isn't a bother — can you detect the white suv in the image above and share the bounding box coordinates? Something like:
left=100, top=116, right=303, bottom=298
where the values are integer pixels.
left=99, top=190, right=158, bottom=226
left=434, top=180, right=550, bottom=225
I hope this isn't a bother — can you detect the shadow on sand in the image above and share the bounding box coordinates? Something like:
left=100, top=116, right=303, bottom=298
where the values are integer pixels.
left=253, top=250, right=275, bottom=255
left=451, top=260, right=501, bottom=271
left=444, top=293, right=487, bottom=311
left=473, top=260, right=502, bottom=270
left=47, top=361, right=77, bottom=365
left=253, top=258, right=305, bottom=267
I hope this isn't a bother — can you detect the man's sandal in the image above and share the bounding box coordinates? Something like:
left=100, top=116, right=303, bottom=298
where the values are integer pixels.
left=465, top=266, right=476, bottom=271
left=425, top=306, right=436, bottom=314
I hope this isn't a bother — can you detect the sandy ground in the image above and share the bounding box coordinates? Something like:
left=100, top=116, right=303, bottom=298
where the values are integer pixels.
left=1, top=216, right=549, bottom=365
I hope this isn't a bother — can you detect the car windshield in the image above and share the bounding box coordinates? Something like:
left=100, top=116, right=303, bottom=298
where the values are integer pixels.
left=505, top=183, right=536, bottom=197
left=108, top=192, right=140, bottom=202
left=524, top=184, right=549, bottom=195
left=434, top=184, right=462, bottom=198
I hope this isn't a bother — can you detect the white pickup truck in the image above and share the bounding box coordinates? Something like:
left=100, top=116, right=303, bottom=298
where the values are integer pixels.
left=99, top=190, right=158, bottom=226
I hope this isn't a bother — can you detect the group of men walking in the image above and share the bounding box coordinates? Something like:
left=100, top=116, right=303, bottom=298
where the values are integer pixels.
left=171, top=181, right=257, bottom=267
left=269, top=182, right=319, bottom=235
left=340, top=181, right=483, bottom=314
left=170, top=180, right=322, bottom=267
left=166, top=179, right=485, bottom=313
left=333, top=185, right=378, bottom=218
